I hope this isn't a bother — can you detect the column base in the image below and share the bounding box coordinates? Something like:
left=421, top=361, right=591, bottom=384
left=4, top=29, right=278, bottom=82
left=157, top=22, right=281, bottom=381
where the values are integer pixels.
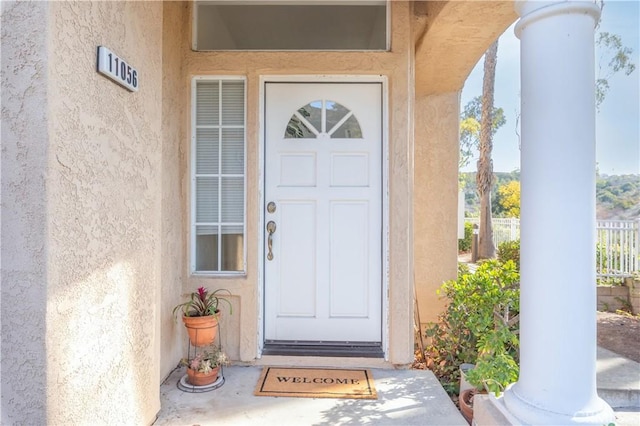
left=474, top=393, right=522, bottom=425
left=495, top=383, right=616, bottom=425
left=475, top=390, right=616, bottom=426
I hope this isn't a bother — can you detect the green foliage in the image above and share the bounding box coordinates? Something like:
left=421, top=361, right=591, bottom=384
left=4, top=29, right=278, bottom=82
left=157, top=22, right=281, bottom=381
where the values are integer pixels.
left=462, top=172, right=639, bottom=220
left=460, top=171, right=520, bottom=218
left=462, top=96, right=507, bottom=137
left=458, top=222, right=474, bottom=252
left=459, top=96, right=506, bottom=168
left=466, top=327, right=519, bottom=395
left=615, top=297, right=633, bottom=314
left=460, top=117, right=481, bottom=169
left=425, top=260, right=520, bottom=393
left=595, top=174, right=640, bottom=219
left=497, top=240, right=520, bottom=271
left=496, top=181, right=520, bottom=217
left=596, top=32, right=636, bottom=110
left=596, top=276, right=625, bottom=287
left=173, top=287, right=233, bottom=319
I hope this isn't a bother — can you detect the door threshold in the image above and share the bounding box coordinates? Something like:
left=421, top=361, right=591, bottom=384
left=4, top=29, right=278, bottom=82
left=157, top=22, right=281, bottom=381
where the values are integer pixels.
left=262, top=341, right=384, bottom=358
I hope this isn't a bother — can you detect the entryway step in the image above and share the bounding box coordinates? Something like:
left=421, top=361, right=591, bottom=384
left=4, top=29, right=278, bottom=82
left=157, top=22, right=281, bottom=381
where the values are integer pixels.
left=597, top=347, right=640, bottom=408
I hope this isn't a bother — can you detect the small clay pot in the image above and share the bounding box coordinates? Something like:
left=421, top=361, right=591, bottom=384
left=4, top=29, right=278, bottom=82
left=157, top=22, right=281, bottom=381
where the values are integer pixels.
left=459, top=388, right=475, bottom=424
left=182, top=313, right=220, bottom=347
left=186, top=366, right=220, bottom=386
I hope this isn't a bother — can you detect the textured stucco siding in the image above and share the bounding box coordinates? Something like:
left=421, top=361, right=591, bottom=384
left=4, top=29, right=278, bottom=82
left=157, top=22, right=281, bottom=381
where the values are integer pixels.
left=414, top=93, right=461, bottom=325
left=46, top=2, right=163, bottom=424
left=1, top=1, right=51, bottom=423
left=161, top=1, right=188, bottom=381
left=2, top=1, right=164, bottom=424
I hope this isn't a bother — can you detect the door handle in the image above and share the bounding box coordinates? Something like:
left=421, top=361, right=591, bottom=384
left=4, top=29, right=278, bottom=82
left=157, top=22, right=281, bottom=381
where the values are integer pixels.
left=266, top=221, right=277, bottom=261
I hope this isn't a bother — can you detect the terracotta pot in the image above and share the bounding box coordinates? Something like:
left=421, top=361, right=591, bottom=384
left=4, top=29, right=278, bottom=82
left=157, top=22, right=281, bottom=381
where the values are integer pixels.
left=459, top=388, right=475, bottom=425
left=182, top=313, right=220, bottom=347
left=187, top=366, right=220, bottom=386
left=459, top=363, right=475, bottom=394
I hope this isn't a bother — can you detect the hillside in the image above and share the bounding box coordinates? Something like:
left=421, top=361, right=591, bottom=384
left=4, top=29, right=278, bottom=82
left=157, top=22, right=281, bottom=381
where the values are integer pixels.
left=460, top=172, right=639, bottom=220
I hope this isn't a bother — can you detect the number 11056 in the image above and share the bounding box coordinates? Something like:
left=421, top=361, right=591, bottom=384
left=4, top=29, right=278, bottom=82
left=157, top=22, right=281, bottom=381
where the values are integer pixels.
left=97, top=46, right=139, bottom=92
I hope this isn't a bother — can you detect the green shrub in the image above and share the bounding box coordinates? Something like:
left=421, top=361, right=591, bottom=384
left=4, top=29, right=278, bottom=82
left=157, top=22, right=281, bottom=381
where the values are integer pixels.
left=596, top=276, right=625, bottom=286
left=458, top=222, right=474, bottom=252
left=498, top=239, right=520, bottom=270
left=466, top=326, right=519, bottom=395
left=425, top=260, right=520, bottom=394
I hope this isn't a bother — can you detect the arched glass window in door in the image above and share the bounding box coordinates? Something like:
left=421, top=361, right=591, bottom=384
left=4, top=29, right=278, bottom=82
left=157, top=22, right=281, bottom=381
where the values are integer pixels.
left=285, top=100, right=363, bottom=139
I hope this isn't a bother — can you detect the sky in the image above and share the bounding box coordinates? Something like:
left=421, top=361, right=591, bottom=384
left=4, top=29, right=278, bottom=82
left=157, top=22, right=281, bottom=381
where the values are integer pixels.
left=460, top=0, right=639, bottom=176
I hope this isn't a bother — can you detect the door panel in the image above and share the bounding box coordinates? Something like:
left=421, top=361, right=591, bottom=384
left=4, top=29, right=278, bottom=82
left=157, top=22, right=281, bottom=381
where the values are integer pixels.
left=278, top=201, right=316, bottom=316
left=330, top=201, right=369, bottom=317
left=264, top=82, right=382, bottom=343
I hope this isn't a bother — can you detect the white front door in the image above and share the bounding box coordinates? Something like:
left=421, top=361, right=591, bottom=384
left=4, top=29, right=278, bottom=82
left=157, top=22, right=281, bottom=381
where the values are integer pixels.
left=264, top=81, right=382, bottom=344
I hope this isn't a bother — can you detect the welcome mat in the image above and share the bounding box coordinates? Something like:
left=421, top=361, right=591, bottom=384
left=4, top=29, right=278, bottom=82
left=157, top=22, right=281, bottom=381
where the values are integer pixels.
left=254, top=367, right=377, bottom=399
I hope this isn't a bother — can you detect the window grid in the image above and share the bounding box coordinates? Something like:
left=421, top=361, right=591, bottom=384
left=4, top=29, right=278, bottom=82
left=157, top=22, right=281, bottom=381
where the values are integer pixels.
left=284, top=99, right=363, bottom=139
left=192, top=77, right=246, bottom=274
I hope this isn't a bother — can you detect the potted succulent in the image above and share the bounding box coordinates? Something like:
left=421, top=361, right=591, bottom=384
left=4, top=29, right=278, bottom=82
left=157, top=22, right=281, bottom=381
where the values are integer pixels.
left=181, top=346, right=229, bottom=386
left=173, top=286, right=232, bottom=347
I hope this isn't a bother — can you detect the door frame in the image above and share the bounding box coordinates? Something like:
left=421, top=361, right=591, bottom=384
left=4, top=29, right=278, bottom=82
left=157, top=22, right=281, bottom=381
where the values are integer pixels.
left=257, top=75, right=390, bottom=359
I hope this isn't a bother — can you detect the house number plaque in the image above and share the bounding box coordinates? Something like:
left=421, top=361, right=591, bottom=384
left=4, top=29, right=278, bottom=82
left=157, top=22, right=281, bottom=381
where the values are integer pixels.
left=97, top=46, right=139, bottom=92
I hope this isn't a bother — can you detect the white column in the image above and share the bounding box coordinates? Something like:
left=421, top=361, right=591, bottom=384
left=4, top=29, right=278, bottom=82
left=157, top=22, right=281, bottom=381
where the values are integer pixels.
left=503, top=1, right=615, bottom=424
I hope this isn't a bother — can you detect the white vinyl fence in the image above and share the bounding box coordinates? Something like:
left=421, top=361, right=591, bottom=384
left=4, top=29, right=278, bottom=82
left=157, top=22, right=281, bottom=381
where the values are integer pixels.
left=596, top=220, right=639, bottom=278
left=465, top=218, right=639, bottom=278
left=465, top=218, right=520, bottom=247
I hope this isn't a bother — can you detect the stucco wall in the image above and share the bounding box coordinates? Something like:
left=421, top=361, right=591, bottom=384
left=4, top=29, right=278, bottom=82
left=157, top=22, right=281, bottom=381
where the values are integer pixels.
left=414, top=93, right=461, bottom=326
left=2, top=1, right=164, bottom=424
left=1, top=1, right=50, bottom=423
left=47, top=2, right=163, bottom=423
left=45, top=2, right=164, bottom=423
left=175, top=1, right=415, bottom=365
left=160, top=1, right=188, bottom=383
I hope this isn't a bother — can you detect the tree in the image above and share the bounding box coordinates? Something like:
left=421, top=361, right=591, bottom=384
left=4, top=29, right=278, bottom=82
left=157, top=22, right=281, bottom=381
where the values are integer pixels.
left=595, top=2, right=637, bottom=110
left=459, top=97, right=506, bottom=168
left=596, top=32, right=636, bottom=110
left=477, top=40, right=499, bottom=260
left=459, top=116, right=480, bottom=169
left=497, top=181, right=521, bottom=218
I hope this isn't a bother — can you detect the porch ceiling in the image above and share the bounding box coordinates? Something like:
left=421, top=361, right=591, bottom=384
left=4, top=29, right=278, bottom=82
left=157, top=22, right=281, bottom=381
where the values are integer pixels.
left=414, top=0, right=517, bottom=96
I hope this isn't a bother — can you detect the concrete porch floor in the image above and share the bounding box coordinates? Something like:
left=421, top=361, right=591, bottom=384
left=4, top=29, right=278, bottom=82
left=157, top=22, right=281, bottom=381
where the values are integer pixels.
left=154, top=366, right=467, bottom=426
left=154, top=348, right=640, bottom=426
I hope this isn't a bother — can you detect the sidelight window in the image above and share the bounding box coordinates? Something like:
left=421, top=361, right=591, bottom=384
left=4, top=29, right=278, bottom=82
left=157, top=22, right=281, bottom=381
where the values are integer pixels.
left=192, top=77, right=246, bottom=273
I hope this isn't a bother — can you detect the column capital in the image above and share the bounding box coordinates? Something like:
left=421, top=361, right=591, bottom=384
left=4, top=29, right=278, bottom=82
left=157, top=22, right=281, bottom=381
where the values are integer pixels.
left=514, top=1, right=601, bottom=38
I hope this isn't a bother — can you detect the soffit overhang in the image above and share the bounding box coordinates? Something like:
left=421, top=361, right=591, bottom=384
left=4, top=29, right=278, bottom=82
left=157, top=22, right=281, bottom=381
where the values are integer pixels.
left=414, top=0, right=517, bottom=96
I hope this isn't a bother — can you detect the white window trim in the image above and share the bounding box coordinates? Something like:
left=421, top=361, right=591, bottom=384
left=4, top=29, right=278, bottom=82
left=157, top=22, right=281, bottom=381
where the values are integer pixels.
left=190, top=75, right=248, bottom=276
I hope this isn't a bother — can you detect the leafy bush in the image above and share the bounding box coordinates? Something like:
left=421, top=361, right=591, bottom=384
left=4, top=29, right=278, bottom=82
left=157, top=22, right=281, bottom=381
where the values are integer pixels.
left=425, top=260, right=520, bottom=394
left=466, top=325, right=519, bottom=394
left=497, top=239, right=520, bottom=271
left=458, top=222, right=474, bottom=252
left=597, top=276, right=625, bottom=286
